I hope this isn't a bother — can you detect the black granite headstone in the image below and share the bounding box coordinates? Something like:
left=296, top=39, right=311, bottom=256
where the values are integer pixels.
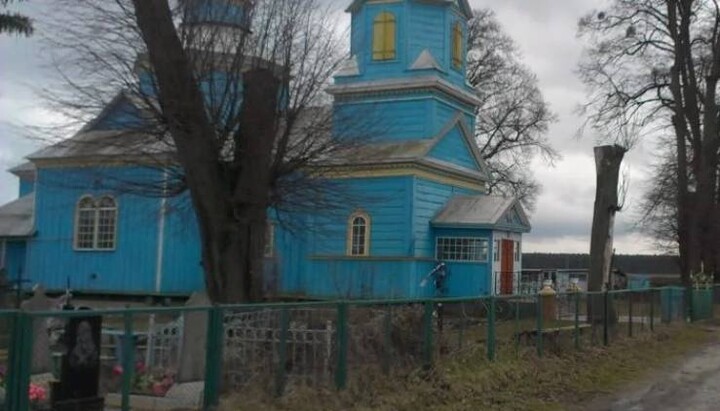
left=51, top=310, right=105, bottom=411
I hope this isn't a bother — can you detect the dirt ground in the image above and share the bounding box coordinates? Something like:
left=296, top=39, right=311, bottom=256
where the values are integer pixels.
left=586, top=326, right=720, bottom=411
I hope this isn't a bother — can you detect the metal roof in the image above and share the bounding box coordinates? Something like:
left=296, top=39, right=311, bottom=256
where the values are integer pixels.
left=27, top=129, right=173, bottom=161
left=432, top=195, right=531, bottom=232
left=0, top=194, right=35, bottom=238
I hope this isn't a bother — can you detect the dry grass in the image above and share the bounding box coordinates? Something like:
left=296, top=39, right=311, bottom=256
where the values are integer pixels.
left=219, top=324, right=717, bottom=411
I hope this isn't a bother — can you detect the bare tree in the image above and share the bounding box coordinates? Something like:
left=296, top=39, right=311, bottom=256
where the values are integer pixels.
left=638, top=136, right=681, bottom=253
left=467, top=9, right=558, bottom=211
left=578, top=0, right=720, bottom=282
left=36, top=0, right=356, bottom=303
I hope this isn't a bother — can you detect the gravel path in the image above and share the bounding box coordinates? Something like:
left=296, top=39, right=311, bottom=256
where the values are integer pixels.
left=588, top=328, right=720, bottom=411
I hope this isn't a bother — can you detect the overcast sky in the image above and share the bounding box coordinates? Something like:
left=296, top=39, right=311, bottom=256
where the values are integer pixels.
left=0, top=0, right=662, bottom=255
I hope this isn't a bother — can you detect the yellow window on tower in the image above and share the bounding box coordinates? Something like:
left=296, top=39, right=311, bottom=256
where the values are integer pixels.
left=373, top=12, right=396, bottom=61
left=452, top=22, right=463, bottom=69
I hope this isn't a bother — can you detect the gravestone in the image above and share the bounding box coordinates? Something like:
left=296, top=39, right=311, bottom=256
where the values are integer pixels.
left=50, top=309, right=105, bottom=411
left=177, top=291, right=211, bottom=383
left=20, top=285, right=55, bottom=374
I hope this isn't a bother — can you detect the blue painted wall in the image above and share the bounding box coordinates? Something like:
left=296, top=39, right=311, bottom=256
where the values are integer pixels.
left=27, top=166, right=163, bottom=293
left=18, top=179, right=34, bottom=197
left=412, top=177, right=479, bottom=257
left=159, top=193, right=204, bottom=293
left=4, top=240, right=27, bottom=283
left=428, top=124, right=480, bottom=171
left=273, top=175, right=492, bottom=299
left=307, top=176, right=413, bottom=256
left=334, top=97, right=432, bottom=142
left=432, top=227, right=493, bottom=297
left=342, top=0, right=470, bottom=91
left=93, top=97, right=146, bottom=131
left=333, top=93, right=475, bottom=144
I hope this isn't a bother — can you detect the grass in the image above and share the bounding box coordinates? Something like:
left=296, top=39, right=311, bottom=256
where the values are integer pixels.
left=219, top=324, right=718, bottom=411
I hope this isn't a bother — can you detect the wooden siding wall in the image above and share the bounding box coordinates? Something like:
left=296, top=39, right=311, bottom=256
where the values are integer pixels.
left=433, top=227, right=493, bottom=297
left=412, top=177, right=478, bottom=257
left=28, top=167, right=163, bottom=293
left=18, top=179, right=34, bottom=197
left=4, top=240, right=27, bottom=283
left=334, top=98, right=433, bottom=141
left=159, top=193, right=204, bottom=293
left=427, top=125, right=480, bottom=171
left=343, top=1, right=468, bottom=91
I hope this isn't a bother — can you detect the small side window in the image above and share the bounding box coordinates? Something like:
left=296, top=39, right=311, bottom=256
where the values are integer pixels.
left=452, top=22, right=463, bottom=69
left=347, top=211, right=371, bottom=256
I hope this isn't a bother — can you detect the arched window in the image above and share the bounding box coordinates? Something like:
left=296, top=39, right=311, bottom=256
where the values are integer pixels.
left=96, top=196, right=118, bottom=250
left=74, top=195, right=118, bottom=250
left=373, top=12, right=396, bottom=61
left=75, top=196, right=96, bottom=250
left=452, top=22, right=463, bottom=69
left=347, top=212, right=370, bottom=256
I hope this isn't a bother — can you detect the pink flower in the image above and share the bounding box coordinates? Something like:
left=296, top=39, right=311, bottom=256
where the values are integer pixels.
left=112, top=364, right=123, bottom=376
left=135, top=361, right=146, bottom=374
left=28, top=383, right=47, bottom=402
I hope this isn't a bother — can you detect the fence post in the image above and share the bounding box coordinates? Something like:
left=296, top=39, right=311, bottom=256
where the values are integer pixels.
left=203, top=306, right=224, bottom=409
left=628, top=291, right=633, bottom=338
left=686, top=286, right=693, bottom=322
left=121, top=311, right=136, bottom=411
left=574, top=291, right=580, bottom=350
left=7, top=311, right=32, bottom=411
left=487, top=296, right=496, bottom=362
left=649, top=289, right=655, bottom=332
left=335, top=302, right=348, bottom=390
left=536, top=293, right=543, bottom=357
left=10, top=312, right=32, bottom=410
left=382, top=305, right=392, bottom=375
left=275, top=307, right=289, bottom=397
left=514, top=299, right=521, bottom=355
left=603, top=290, right=609, bottom=346
left=603, top=289, right=610, bottom=347
left=422, top=301, right=434, bottom=370
left=5, top=311, right=20, bottom=411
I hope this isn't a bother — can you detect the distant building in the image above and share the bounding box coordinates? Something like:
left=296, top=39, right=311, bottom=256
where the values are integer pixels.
left=0, top=0, right=531, bottom=299
left=522, top=253, right=681, bottom=291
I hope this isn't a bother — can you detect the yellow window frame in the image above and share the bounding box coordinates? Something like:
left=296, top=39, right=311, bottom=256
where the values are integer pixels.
left=373, top=12, right=396, bottom=61
left=452, top=22, right=463, bottom=69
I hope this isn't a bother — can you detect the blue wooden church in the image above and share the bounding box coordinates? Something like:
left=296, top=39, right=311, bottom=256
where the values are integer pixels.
left=0, top=0, right=531, bottom=299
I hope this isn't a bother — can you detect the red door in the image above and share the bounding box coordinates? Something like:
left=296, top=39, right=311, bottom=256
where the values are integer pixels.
left=501, top=239, right=514, bottom=295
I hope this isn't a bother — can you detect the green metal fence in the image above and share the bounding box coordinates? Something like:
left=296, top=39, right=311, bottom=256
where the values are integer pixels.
left=0, top=286, right=713, bottom=410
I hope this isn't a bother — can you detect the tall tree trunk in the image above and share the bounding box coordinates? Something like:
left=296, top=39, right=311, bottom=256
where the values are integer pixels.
left=588, top=145, right=626, bottom=323
left=588, top=145, right=626, bottom=292
left=667, top=2, right=699, bottom=284
left=132, top=1, right=279, bottom=303
left=231, top=69, right=281, bottom=302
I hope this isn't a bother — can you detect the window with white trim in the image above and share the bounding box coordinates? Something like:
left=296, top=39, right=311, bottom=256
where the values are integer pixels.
left=514, top=241, right=521, bottom=262
left=347, top=212, right=370, bottom=256
left=493, top=240, right=500, bottom=262
left=74, top=195, right=118, bottom=251
left=436, top=237, right=489, bottom=262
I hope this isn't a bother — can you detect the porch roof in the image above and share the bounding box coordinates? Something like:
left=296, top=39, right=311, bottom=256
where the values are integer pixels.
left=0, top=194, right=35, bottom=238
left=431, top=195, right=531, bottom=233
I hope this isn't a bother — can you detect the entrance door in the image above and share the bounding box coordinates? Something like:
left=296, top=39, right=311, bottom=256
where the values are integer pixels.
left=500, top=239, right=514, bottom=294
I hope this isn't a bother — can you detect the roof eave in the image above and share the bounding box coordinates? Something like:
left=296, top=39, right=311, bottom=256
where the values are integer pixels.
left=431, top=222, right=531, bottom=233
